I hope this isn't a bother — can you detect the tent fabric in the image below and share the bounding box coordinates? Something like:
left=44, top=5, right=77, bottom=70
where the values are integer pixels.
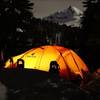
left=5, top=45, right=89, bottom=79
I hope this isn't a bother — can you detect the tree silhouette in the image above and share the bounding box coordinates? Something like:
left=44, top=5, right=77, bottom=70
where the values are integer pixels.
left=0, top=0, right=34, bottom=59
left=81, top=0, right=100, bottom=46
left=80, top=0, right=100, bottom=71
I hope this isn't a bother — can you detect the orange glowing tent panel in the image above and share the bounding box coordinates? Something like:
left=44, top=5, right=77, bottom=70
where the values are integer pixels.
left=5, top=45, right=89, bottom=79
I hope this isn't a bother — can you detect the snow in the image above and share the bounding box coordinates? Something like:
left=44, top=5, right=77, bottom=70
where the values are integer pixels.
left=43, top=6, right=83, bottom=27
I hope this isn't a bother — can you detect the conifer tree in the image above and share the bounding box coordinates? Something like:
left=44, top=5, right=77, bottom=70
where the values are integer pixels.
left=81, top=0, right=100, bottom=71
left=0, top=0, right=34, bottom=57
left=81, top=0, right=100, bottom=46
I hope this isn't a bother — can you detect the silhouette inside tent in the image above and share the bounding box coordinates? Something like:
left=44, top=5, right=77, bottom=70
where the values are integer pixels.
left=49, top=61, right=60, bottom=77
left=9, top=57, right=14, bottom=68
left=17, top=59, right=24, bottom=69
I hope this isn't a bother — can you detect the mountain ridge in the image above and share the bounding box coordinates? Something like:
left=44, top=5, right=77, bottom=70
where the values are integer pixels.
left=43, top=6, right=83, bottom=27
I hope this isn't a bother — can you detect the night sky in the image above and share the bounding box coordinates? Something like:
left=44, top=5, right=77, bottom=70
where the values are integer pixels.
left=31, top=0, right=84, bottom=18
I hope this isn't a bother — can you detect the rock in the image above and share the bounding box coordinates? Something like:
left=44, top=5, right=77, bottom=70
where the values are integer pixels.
left=0, top=82, right=7, bottom=100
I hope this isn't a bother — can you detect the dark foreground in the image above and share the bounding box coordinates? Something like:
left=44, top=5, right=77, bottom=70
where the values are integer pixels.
left=0, top=69, right=100, bottom=100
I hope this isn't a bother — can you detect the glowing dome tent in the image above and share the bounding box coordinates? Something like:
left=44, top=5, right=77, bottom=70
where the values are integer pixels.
left=5, top=45, right=89, bottom=79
